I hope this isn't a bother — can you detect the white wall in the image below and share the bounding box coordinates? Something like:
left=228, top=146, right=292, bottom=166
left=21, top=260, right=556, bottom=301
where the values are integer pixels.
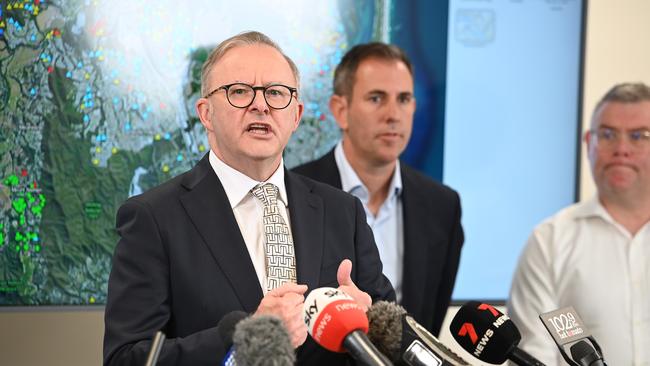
left=579, top=0, right=650, bottom=200
left=2, top=2, right=650, bottom=365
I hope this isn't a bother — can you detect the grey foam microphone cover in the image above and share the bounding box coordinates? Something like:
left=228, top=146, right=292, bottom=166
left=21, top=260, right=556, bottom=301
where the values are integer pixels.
left=232, top=315, right=295, bottom=366
left=367, top=300, right=408, bottom=362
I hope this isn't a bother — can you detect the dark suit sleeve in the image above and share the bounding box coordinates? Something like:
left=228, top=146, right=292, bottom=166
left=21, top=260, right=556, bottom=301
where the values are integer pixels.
left=104, top=199, right=232, bottom=366
left=431, top=191, right=464, bottom=335
left=351, top=197, right=396, bottom=303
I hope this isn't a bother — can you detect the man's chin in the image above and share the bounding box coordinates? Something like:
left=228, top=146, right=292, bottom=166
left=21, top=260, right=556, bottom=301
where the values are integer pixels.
left=244, top=149, right=282, bottom=163
left=379, top=152, right=403, bottom=165
left=603, top=176, right=638, bottom=192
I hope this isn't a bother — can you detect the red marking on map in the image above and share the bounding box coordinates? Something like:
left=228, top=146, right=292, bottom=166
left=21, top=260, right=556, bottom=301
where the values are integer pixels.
left=89, top=20, right=105, bottom=36
left=21, top=169, right=28, bottom=177
left=47, top=66, right=54, bottom=73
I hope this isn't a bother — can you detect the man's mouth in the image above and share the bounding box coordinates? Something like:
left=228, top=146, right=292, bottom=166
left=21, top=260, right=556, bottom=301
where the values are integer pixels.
left=247, top=123, right=271, bottom=135
left=605, top=162, right=637, bottom=171
left=378, top=132, right=401, bottom=139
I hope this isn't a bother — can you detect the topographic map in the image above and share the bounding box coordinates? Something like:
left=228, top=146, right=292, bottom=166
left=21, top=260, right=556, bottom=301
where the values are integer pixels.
left=0, top=0, right=385, bottom=305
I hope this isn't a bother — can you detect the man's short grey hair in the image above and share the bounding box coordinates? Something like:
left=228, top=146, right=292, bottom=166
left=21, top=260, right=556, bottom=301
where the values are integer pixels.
left=592, top=82, right=650, bottom=127
left=200, top=31, right=300, bottom=97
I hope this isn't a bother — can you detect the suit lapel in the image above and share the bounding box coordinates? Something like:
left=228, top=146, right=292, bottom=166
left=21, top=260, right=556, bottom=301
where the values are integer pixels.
left=309, top=149, right=342, bottom=189
left=179, top=156, right=263, bottom=313
left=321, top=149, right=342, bottom=189
left=400, top=167, right=429, bottom=312
left=285, top=171, right=324, bottom=292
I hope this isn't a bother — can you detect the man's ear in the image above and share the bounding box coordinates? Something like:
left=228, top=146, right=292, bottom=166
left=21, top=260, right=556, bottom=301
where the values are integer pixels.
left=584, top=129, right=596, bottom=159
left=292, top=99, right=304, bottom=132
left=196, top=98, right=213, bottom=132
left=329, top=94, right=349, bottom=130
left=584, top=130, right=591, bottom=145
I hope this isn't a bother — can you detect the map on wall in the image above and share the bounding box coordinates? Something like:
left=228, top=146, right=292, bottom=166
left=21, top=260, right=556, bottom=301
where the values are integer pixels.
left=0, top=0, right=387, bottom=305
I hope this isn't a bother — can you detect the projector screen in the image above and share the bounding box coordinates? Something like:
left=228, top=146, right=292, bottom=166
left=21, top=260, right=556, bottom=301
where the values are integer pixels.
left=443, top=0, right=584, bottom=300
left=0, top=0, right=583, bottom=306
left=388, top=0, right=584, bottom=301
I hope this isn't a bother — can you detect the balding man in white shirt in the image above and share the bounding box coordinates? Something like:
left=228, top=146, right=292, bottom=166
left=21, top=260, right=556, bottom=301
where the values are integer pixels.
left=508, top=82, right=650, bottom=365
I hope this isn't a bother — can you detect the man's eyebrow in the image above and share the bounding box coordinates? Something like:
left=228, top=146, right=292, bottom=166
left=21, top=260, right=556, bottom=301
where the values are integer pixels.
left=365, top=89, right=388, bottom=95
left=228, top=81, right=292, bottom=87
left=598, top=123, right=650, bottom=131
left=263, top=81, right=289, bottom=87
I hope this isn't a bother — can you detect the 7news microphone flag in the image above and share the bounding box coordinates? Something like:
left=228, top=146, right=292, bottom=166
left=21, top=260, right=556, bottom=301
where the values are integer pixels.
left=450, top=301, right=545, bottom=366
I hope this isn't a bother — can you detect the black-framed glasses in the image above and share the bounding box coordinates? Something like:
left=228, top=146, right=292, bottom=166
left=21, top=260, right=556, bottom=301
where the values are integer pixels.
left=591, top=127, right=650, bottom=150
left=204, top=83, right=298, bottom=110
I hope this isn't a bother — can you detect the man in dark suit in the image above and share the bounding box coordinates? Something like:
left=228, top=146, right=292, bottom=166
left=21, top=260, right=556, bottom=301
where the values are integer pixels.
left=103, top=32, right=394, bottom=366
left=294, top=43, right=463, bottom=336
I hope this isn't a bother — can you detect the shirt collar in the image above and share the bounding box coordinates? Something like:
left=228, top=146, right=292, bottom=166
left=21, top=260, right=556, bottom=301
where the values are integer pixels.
left=573, top=195, right=619, bottom=225
left=208, top=150, right=288, bottom=208
left=573, top=194, right=650, bottom=238
left=333, top=141, right=402, bottom=198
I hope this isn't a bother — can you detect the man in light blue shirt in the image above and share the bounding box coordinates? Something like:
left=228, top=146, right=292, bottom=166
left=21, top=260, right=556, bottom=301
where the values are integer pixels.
left=334, top=140, right=405, bottom=301
left=294, top=42, right=464, bottom=335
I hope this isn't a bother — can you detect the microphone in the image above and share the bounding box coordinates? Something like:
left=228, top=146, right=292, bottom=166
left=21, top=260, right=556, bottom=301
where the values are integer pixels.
left=366, top=301, right=471, bottom=366
left=303, top=287, right=393, bottom=366
left=570, top=341, right=605, bottom=366
left=220, top=311, right=250, bottom=365
left=144, top=331, right=165, bottom=366
left=538, top=306, right=606, bottom=366
left=449, top=301, right=545, bottom=366
left=231, top=315, right=295, bottom=366
left=219, top=311, right=250, bottom=350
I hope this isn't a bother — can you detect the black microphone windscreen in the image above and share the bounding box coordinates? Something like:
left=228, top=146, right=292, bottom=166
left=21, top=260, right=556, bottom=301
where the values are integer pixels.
left=570, top=340, right=605, bottom=366
left=233, top=315, right=295, bottom=366
left=449, top=301, right=521, bottom=364
left=366, top=300, right=407, bottom=361
left=217, top=311, right=249, bottom=348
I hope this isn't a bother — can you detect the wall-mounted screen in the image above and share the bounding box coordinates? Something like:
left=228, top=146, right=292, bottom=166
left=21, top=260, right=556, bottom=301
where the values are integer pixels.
left=0, top=0, right=583, bottom=305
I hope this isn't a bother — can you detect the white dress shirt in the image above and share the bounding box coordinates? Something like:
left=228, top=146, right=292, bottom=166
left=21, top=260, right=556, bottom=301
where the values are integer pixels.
left=208, top=150, right=292, bottom=293
left=334, top=141, right=405, bottom=301
left=507, top=196, right=650, bottom=365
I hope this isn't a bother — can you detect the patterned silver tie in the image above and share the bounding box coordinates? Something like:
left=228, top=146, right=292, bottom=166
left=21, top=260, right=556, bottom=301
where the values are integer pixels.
left=250, top=183, right=297, bottom=291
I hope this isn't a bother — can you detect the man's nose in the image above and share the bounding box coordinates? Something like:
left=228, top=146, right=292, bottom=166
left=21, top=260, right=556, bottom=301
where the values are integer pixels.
left=249, top=89, right=269, bottom=113
left=612, top=134, right=633, bottom=156
left=384, top=100, right=400, bottom=123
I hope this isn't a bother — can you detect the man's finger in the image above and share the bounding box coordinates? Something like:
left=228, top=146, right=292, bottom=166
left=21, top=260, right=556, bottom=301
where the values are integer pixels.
left=339, top=285, right=371, bottom=311
left=267, top=283, right=308, bottom=297
left=337, top=259, right=354, bottom=287
left=280, top=292, right=306, bottom=307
